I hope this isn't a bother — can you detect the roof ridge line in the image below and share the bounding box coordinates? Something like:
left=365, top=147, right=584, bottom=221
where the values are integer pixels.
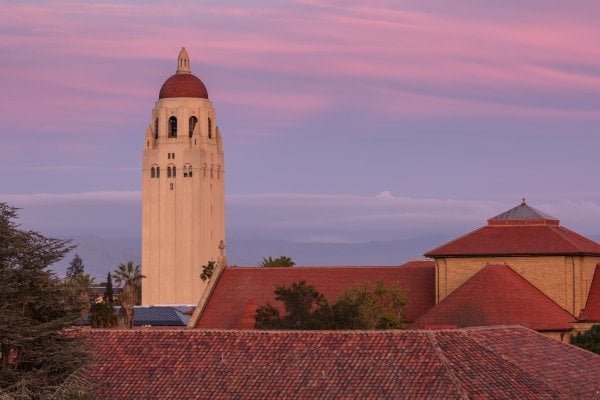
left=460, top=329, right=562, bottom=396
left=550, top=225, right=595, bottom=251
left=427, top=331, right=469, bottom=400
left=483, top=265, right=576, bottom=321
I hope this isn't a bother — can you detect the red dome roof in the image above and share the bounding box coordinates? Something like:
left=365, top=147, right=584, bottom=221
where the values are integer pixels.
left=158, top=73, right=209, bottom=99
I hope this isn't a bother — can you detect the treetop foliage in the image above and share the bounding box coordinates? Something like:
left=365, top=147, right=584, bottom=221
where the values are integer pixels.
left=570, top=324, right=600, bottom=355
left=0, top=202, right=90, bottom=399
left=255, top=279, right=408, bottom=330
left=259, top=256, right=295, bottom=268
left=113, top=261, right=145, bottom=329
left=200, top=260, right=216, bottom=282
left=66, top=253, right=85, bottom=280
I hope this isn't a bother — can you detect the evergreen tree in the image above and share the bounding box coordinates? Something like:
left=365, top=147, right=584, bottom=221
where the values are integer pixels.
left=66, top=253, right=85, bottom=280
left=570, top=324, right=600, bottom=355
left=103, top=272, right=114, bottom=304
left=0, top=202, right=90, bottom=398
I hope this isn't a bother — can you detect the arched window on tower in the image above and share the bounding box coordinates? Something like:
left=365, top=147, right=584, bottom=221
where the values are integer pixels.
left=151, top=167, right=156, bottom=178
left=156, top=167, right=160, bottom=178
left=189, top=116, right=197, bottom=138
left=168, top=116, right=177, bottom=138
left=154, top=118, right=159, bottom=139
left=167, top=166, right=172, bottom=178
left=208, top=118, right=212, bottom=139
left=172, top=166, right=176, bottom=178
left=183, top=164, right=193, bottom=178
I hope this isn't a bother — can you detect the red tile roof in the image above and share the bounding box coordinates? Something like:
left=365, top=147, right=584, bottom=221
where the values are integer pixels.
left=580, top=264, right=600, bottom=321
left=425, top=224, right=600, bottom=256
left=414, top=264, right=576, bottom=331
left=83, top=326, right=600, bottom=399
left=195, top=261, right=435, bottom=329
left=159, top=73, right=209, bottom=99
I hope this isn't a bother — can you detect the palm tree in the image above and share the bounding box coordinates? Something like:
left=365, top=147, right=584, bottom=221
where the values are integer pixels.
left=259, top=256, right=295, bottom=268
left=113, top=261, right=145, bottom=328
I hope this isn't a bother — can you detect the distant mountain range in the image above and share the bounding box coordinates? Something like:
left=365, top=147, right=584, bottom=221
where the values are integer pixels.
left=51, top=232, right=600, bottom=280
left=50, top=233, right=457, bottom=279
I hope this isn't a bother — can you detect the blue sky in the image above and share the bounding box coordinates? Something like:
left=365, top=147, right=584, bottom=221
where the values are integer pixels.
left=1, top=1, right=600, bottom=265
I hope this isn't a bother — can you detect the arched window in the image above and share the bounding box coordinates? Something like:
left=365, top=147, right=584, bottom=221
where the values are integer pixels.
left=189, top=116, right=197, bottom=138
left=168, top=116, right=177, bottom=138
left=208, top=118, right=212, bottom=139
left=156, top=167, right=160, bottom=178
left=183, top=166, right=188, bottom=178
left=188, top=165, right=192, bottom=177
left=167, top=166, right=172, bottom=178
left=154, top=118, right=159, bottom=139
left=173, top=166, right=176, bottom=178
left=151, top=167, right=155, bottom=178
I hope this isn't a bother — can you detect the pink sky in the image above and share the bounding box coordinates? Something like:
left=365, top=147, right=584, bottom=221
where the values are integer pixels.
left=1, top=1, right=600, bottom=268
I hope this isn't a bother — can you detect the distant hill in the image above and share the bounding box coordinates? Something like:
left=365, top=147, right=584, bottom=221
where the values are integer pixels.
left=50, top=233, right=454, bottom=279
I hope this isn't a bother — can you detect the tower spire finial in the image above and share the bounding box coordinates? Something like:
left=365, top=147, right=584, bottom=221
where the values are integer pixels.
left=177, top=47, right=191, bottom=74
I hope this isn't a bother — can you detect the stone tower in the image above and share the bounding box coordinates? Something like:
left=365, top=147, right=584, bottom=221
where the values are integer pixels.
left=141, top=48, right=225, bottom=305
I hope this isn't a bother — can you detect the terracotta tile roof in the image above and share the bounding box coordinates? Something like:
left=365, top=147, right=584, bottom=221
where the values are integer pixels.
left=158, top=73, right=209, bottom=99
left=580, top=264, right=600, bottom=321
left=414, top=264, right=576, bottom=331
left=82, top=326, right=600, bottom=399
left=425, top=224, right=600, bottom=256
left=195, top=261, right=435, bottom=329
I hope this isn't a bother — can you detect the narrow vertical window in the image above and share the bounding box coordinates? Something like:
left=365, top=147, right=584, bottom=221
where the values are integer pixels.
left=154, top=118, right=159, bottom=139
left=189, top=116, right=197, bottom=138
left=167, top=166, right=172, bottom=178
left=188, top=166, right=192, bottom=177
left=156, top=167, right=160, bottom=178
left=173, top=166, right=176, bottom=178
left=151, top=167, right=155, bottom=178
left=183, top=166, right=188, bottom=178
left=208, top=118, right=212, bottom=139
left=168, top=116, right=177, bottom=138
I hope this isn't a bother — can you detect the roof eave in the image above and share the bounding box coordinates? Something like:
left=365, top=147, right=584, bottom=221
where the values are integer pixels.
left=425, top=252, right=600, bottom=258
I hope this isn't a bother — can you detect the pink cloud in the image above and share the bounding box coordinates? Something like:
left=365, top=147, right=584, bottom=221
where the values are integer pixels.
left=2, top=0, right=600, bottom=139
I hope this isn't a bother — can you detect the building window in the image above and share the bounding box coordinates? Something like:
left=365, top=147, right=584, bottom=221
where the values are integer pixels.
left=208, top=118, right=212, bottom=139
left=154, top=118, right=159, bottom=139
left=167, top=166, right=171, bottom=178
left=151, top=167, right=155, bottom=178
left=183, top=166, right=188, bottom=178
left=188, top=165, right=192, bottom=177
left=189, top=116, right=197, bottom=138
left=170, top=183, right=174, bottom=190
left=173, top=166, right=176, bottom=178
left=156, top=167, right=160, bottom=178
left=168, top=116, right=177, bottom=138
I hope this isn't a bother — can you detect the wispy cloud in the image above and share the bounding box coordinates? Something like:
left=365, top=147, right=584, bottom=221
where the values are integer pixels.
left=0, top=191, right=141, bottom=204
